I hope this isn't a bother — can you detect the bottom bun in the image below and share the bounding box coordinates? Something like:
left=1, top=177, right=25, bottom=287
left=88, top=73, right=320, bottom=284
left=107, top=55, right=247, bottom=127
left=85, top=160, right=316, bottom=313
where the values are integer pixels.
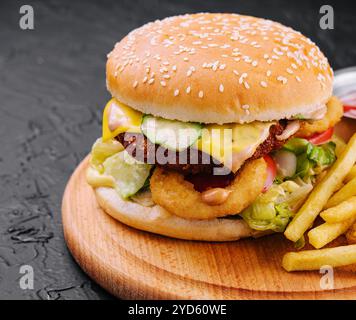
left=95, top=187, right=266, bottom=241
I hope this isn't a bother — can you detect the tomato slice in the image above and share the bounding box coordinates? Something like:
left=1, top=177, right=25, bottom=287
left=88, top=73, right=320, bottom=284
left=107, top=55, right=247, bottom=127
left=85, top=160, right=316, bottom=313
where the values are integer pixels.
left=306, top=127, right=334, bottom=145
left=343, top=105, right=356, bottom=119
left=262, top=155, right=277, bottom=193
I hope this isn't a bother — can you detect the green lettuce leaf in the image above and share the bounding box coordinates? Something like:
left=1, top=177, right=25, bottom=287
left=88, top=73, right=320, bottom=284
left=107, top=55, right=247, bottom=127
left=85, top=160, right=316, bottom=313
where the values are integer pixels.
left=307, top=142, right=336, bottom=166
left=283, top=138, right=310, bottom=155
left=103, top=151, right=153, bottom=199
left=281, top=138, right=336, bottom=180
left=90, top=138, right=123, bottom=173
left=241, top=180, right=312, bottom=232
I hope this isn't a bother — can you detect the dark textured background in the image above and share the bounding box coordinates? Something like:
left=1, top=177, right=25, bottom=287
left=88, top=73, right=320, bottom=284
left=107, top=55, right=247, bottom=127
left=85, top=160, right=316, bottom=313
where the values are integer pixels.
left=0, top=0, right=355, bottom=300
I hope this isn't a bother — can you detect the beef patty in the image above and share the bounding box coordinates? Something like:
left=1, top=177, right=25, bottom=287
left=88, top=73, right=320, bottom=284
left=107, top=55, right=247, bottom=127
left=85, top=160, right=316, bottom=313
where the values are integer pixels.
left=116, top=121, right=286, bottom=176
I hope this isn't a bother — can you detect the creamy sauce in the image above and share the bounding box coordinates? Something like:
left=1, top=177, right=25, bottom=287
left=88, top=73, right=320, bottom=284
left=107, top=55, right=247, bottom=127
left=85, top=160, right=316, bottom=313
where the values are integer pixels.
left=276, top=121, right=300, bottom=141
left=102, top=98, right=142, bottom=141
left=108, top=103, right=129, bottom=131
left=201, top=188, right=232, bottom=205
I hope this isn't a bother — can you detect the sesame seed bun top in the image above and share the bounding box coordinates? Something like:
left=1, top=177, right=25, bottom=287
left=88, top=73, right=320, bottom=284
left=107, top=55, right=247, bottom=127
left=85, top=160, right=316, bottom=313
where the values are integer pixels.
left=106, top=13, right=333, bottom=124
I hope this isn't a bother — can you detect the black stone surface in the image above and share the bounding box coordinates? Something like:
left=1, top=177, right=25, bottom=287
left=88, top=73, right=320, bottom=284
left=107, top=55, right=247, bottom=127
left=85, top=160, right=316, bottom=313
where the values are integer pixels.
left=0, top=0, right=355, bottom=300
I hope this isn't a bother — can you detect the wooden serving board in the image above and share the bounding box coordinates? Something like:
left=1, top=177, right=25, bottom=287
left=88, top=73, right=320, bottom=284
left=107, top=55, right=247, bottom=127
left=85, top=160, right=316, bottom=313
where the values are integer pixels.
left=62, top=120, right=356, bottom=300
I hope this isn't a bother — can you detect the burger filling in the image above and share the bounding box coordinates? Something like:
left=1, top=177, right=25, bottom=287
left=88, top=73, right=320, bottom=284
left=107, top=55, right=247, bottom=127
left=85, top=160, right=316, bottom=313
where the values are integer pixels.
left=88, top=97, right=343, bottom=234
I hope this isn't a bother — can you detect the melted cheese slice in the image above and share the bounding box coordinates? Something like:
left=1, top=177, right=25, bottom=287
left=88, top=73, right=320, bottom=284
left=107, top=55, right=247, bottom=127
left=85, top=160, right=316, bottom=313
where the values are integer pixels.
left=102, top=98, right=142, bottom=141
left=196, top=122, right=274, bottom=173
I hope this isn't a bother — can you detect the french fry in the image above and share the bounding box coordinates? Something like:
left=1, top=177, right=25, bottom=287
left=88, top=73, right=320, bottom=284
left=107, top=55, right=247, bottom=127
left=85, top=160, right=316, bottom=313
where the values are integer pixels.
left=346, top=222, right=356, bottom=244
left=344, top=165, right=356, bottom=183
left=325, top=177, right=356, bottom=209
left=308, top=217, right=356, bottom=249
left=320, top=196, right=356, bottom=223
left=284, top=133, right=356, bottom=242
left=332, top=134, right=346, bottom=158
left=282, top=244, right=356, bottom=271
left=334, top=181, right=345, bottom=193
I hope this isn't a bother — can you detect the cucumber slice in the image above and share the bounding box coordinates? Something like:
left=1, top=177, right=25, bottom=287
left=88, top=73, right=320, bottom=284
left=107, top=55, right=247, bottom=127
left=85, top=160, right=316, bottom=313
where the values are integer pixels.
left=103, top=151, right=152, bottom=198
left=141, top=115, right=202, bottom=151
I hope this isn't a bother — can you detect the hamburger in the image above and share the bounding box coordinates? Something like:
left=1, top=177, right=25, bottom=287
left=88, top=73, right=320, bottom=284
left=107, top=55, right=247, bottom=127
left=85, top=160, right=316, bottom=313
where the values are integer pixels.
left=87, top=13, right=343, bottom=241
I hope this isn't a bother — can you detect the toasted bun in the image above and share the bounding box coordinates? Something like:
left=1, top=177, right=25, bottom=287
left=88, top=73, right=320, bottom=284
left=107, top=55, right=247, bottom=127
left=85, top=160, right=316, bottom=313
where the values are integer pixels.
left=94, top=187, right=261, bottom=241
left=107, top=13, right=333, bottom=124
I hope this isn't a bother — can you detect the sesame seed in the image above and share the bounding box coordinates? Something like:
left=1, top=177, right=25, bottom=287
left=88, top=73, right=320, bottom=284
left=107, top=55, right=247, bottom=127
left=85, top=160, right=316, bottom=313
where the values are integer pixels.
left=160, top=81, right=167, bottom=87
left=172, top=65, right=177, bottom=71
left=242, top=104, right=250, bottom=110
left=163, top=74, right=170, bottom=79
left=260, top=81, right=267, bottom=88
left=148, top=78, right=155, bottom=85
left=233, top=70, right=239, bottom=76
left=277, top=76, right=287, bottom=84
left=219, top=84, right=224, bottom=93
left=133, top=80, right=138, bottom=88
left=252, top=60, right=258, bottom=67
left=267, top=59, right=272, bottom=64
left=186, top=86, right=191, bottom=94
left=244, top=82, right=250, bottom=89
left=183, top=57, right=189, bottom=62
left=143, top=76, right=148, bottom=83
left=187, top=69, right=193, bottom=77
left=239, top=73, right=247, bottom=84
left=273, top=48, right=284, bottom=56
left=198, top=90, right=204, bottom=98
left=219, top=64, right=226, bottom=70
left=286, top=68, right=293, bottom=74
left=296, top=76, right=301, bottom=82
left=266, top=70, right=272, bottom=77
left=174, top=89, right=180, bottom=96
left=243, top=56, right=252, bottom=63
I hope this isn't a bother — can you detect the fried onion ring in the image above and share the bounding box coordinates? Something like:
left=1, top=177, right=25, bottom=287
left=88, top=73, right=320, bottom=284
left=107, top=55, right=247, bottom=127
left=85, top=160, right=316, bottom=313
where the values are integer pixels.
left=297, top=96, right=343, bottom=137
left=150, top=159, right=267, bottom=220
